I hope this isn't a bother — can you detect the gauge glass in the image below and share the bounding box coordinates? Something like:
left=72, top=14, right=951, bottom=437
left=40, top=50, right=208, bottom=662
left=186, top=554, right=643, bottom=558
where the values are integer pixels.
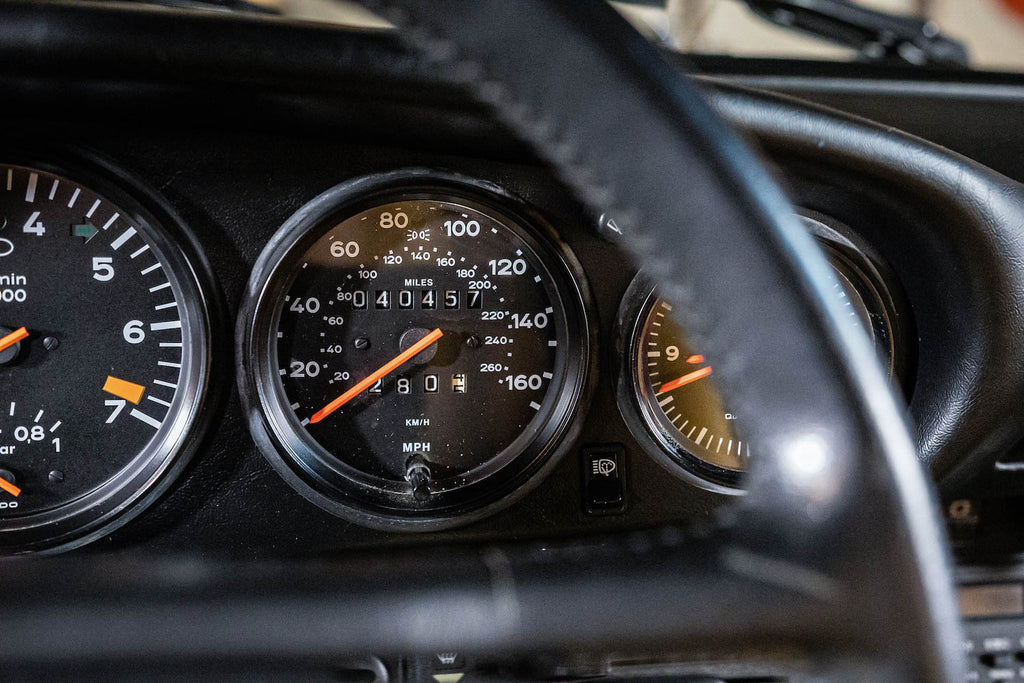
left=241, top=177, right=589, bottom=528
left=636, top=297, right=745, bottom=477
left=0, top=163, right=209, bottom=551
left=628, top=257, right=894, bottom=489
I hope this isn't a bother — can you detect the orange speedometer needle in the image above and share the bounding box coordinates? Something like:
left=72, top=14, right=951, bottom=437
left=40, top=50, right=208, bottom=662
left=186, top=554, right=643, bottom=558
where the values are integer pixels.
left=309, top=328, right=444, bottom=425
left=0, top=326, right=28, bottom=355
left=657, top=366, right=713, bottom=394
left=0, top=475, right=21, bottom=498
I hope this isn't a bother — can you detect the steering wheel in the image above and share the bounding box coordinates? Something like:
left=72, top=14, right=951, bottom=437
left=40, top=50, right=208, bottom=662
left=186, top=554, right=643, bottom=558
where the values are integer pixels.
left=353, top=0, right=964, bottom=679
left=0, top=0, right=963, bottom=679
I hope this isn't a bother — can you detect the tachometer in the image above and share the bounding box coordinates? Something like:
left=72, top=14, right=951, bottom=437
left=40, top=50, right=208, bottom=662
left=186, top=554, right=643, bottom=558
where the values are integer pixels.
left=238, top=171, right=591, bottom=530
left=0, top=162, right=212, bottom=552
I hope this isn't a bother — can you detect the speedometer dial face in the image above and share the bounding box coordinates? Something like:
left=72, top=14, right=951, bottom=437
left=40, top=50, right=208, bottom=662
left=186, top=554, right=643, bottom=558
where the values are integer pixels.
left=0, top=163, right=211, bottom=552
left=240, top=173, right=590, bottom=529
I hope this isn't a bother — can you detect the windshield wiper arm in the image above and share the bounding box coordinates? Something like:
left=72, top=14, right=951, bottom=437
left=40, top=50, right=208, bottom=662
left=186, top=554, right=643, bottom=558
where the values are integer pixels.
left=739, top=0, right=968, bottom=67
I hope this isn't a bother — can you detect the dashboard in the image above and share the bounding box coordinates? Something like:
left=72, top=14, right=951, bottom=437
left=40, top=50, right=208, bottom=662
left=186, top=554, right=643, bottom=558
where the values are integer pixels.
left=0, top=2, right=1019, bottom=558
left=5, top=2, right=1024, bottom=679
left=0, top=151, right=907, bottom=551
left=2, top=143, right=750, bottom=553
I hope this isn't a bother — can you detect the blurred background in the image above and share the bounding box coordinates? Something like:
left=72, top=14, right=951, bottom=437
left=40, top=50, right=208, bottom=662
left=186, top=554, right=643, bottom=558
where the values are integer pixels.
left=269, top=0, right=1024, bottom=72
left=615, top=0, right=1024, bottom=71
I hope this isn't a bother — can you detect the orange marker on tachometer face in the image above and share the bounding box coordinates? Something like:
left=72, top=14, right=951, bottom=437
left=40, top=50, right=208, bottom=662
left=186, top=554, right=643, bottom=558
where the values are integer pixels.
left=102, top=376, right=147, bottom=405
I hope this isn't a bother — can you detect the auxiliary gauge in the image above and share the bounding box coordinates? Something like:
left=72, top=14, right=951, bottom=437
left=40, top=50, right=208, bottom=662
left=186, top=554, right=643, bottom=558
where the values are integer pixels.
left=239, top=171, right=591, bottom=530
left=0, top=161, right=213, bottom=552
left=619, top=215, right=905, bottom=491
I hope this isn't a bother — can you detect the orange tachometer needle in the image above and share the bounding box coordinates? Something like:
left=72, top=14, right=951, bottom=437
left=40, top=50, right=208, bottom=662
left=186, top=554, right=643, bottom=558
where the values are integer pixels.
left=0, top=475, right=21, bottom=498
left=309, top=328, right=444, bottom=425
left=0, top=327, right=28, bottom=355
left=657, top=366, right=713, bottom=394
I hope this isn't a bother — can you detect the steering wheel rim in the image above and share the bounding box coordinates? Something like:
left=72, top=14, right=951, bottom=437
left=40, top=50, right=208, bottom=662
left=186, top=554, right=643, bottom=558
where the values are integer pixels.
left=358, top=0, right=965, bottom=678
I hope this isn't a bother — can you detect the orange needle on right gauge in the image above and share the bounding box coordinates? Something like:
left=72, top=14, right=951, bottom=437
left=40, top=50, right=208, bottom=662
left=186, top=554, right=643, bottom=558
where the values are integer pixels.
left=0, top=326, right=28, bottom=355
left=657, top=366, right=713, bottom=394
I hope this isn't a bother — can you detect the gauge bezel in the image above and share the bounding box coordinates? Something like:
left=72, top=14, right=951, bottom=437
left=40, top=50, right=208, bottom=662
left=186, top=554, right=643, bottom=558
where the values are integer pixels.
left=616, top=275, right=744, bottom=495
left=617, top=214, right=907, bottom=493
left=238, top=169, right=594, bottom=531
left=0, top=153, right=216, bottom=554
left=802, top=213, right=911, bottom=391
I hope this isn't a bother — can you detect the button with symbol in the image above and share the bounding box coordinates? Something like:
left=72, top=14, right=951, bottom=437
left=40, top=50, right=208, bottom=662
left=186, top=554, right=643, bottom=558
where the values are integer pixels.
left=433, top=652, right=464, bottom=670
left=582, top=444, right=626, bottom=515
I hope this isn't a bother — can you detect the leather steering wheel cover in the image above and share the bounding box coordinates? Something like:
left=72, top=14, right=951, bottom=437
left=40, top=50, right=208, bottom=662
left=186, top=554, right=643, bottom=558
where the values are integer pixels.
left=707, top=80, right=1024, bottom=492
left=362, top=0, right=964, bottom=678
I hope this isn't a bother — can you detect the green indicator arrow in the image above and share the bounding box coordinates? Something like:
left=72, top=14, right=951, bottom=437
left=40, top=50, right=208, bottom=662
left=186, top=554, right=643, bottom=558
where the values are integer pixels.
left=72, top=223, right=98, bottom=242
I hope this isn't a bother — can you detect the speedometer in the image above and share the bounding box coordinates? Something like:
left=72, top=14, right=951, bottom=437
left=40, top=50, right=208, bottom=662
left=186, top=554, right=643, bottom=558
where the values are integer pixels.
left=238, top=171, right=591, bottom=530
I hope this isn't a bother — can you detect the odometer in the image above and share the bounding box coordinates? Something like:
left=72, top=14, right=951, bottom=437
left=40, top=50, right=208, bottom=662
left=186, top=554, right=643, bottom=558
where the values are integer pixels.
left=239, top=173, right=590, bottom=529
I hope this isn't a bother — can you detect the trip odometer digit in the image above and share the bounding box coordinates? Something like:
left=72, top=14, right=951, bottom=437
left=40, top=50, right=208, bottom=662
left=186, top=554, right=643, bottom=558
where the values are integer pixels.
left=239, top=172, right=590, bottom=529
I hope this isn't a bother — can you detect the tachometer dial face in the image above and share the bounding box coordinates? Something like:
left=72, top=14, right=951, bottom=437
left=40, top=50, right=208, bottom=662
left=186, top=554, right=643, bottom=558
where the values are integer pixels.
left=240, top=173, right=590, bottom=529
left=623, top=241, right=898, bottom=491
left=0, top=163, right=210, bottom=552
left=637, top=298, right=745, bottom=479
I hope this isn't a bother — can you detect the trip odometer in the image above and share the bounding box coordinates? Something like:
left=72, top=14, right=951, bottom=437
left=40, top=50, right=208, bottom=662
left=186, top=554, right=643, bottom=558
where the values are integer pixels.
left=239, top=172, right=590, bottom=529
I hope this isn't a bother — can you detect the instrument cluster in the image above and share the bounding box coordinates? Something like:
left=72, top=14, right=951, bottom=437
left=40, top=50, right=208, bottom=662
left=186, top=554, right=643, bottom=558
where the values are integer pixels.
left=0, top=158, right=908, bottom=552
